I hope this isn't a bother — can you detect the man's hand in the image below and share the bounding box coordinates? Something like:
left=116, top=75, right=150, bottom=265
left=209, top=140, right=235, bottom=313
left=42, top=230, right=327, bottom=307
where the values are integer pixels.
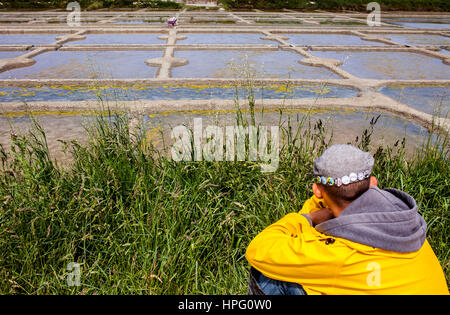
left=308, top=208, right=334, bottom=226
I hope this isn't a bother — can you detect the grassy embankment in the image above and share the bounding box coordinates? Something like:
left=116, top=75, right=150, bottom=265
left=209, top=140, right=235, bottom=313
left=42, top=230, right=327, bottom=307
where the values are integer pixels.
left=1, top=0, right=449, bottom=11
left=0, top=86, right=448, bottom=294
left=0, top=0, right=183, bottom=11
left=220, top=0, right=450, bottom=12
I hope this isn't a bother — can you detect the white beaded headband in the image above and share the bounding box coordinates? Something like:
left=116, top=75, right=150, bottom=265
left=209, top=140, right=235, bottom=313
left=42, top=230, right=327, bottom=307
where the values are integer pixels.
left=315, top=170, right=371, bottom=187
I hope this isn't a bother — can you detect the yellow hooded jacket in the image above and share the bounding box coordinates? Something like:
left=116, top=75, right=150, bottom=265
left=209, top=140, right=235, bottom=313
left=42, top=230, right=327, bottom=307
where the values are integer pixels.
left=246, top=188, right=449, bottom=295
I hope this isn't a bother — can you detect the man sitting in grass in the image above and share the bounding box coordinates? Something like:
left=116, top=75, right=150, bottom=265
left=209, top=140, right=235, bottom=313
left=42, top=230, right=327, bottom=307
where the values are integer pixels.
left=246, top=144, right=449, bottom=295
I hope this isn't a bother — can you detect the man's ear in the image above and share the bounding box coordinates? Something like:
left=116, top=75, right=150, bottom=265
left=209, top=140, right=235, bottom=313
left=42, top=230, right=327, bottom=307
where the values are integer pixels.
left=312, top=183, right=323, bottom=199
left=369, top=176, right=378, bottom=188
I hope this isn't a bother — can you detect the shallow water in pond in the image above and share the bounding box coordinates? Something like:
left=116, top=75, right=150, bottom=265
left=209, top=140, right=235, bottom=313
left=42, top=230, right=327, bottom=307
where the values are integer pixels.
left=143, top=110, right=431, bottom=150
left=0, top=34, right=63, bottom=45
left=380, top=85, right=449, bottom=117
left=0, top=51, right=26, bottom=59
left=385, top=34, right=450, bottom=46
left=384, top=21, right=450, bottom=29
left=310, top=51, right=450, bottom=80
left=281, top=34, right=386, bottom=46
left=0, top=109, right=432, bottom=165
left=178, top=33, right=275, bottom=45
left=0, top=84, right=357, bottom=102
left=114, top=20, right=164, bottom=24
left=383, top=18, right=450, bottom=22
left=68, top=33, right=165, bottom=45
left=172, top=50, right=342, bottom=79
left=0, top=50, right=162, bottom=79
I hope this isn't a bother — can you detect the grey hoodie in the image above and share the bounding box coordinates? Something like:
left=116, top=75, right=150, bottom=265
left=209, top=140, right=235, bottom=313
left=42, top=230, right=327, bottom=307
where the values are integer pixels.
left=314, top=186, right=427, bottom=253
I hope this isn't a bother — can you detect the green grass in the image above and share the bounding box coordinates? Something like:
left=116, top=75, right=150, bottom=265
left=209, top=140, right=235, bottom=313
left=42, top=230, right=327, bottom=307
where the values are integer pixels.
left=2, top=0, right=449, bottom=11
left=313, top=0, right=450, bottom=12
left=0, top=102, right=448, bottom=294
left=220, top=0, right=450, bottom=11
left=1, top=0, right=183, bottom=10
left=185, top=6, right=221, bottom=11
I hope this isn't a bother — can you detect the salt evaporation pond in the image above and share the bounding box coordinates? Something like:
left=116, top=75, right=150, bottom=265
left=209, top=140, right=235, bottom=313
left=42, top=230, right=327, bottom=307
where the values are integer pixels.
left=67, top=33, right=165, bottom=45
left=142, top=109, right=435, bottom=155
left=0, top=51, right=26, bottom=59
left=384, top=20, right=450, bottom=29
left=310, top=51, right=450, bottom=80
left=0, top=109, right=434, bottom=164
left=0, top=84, right=357, bottom=102
left=386, top=34, right=450, bottom=46
left=172, top=50, right=341, bottom=79
left=0, top=34, right=62, bottom=45
left=281, top=34, right=386, bottom=46
left=0, top=50, right=162, bottom=79
left=380, top=85, right=449, bottom=117
left=178, top=33, right=276, bottom=45
left=115, top=20, right=164, bottom=24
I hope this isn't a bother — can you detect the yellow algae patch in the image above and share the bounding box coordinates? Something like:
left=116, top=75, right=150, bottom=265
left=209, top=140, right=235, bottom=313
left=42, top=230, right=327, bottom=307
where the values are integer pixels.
left=143, top=107, right=357, bottom=119
left=141, top=126, right=164, bottom=150
left=0, top=110, right=117, bottom=118
left=385, top=83, right=450, bottom=89
left=179, top=84, right=233, bottom=90
left=20, top=91, right=36, bottom=97
left=144, top=127, right=163, bottom=140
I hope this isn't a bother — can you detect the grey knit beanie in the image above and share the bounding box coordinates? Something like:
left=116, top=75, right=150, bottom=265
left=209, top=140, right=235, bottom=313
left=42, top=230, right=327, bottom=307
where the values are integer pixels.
left=313, top=144, right=374, bottom=187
